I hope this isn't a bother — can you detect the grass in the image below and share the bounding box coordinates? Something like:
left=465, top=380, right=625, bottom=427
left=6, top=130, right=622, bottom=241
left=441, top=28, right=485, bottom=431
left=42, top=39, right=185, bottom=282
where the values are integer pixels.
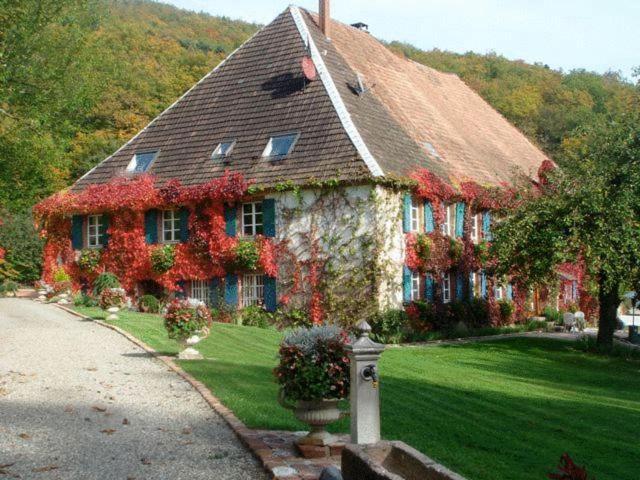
left=75, top=306, right=640, bottom=480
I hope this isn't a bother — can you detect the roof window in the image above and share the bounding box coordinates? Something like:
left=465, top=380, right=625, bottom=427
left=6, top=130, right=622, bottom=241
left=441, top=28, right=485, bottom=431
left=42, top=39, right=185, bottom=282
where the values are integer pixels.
left=262, top=133, right=299, bottom=159
left=126, top=151, right=158, bottom=173
left=212, top=140, right=236, bottom=160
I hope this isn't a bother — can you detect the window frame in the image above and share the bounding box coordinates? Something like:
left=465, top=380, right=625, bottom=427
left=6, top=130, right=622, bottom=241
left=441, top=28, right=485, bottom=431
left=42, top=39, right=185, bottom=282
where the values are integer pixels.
left=241, top=273, right=264, bottom=307
left=441, top=204, right=456, bottom=237
left=442, top=273, right=451, bottom=304
left=211, top=140, right=236, bottom=160
left=410, top=271, right=422, bottom=301
left=161, top=209, right=180, bottom=244
left=241, top=201, right=264, bottom=237
left=410, top=197, right=421, bottom=232
left=470, top=213, right=480, bottom=243
left=262, top=133, right=300, bottom=159
left=495, top=285, right=504, bottom=301
left=190, top=279, right=210, bottom=306
left=86, top=215, right=103, bottom=249
left=126, top=151, right=158, bottom=174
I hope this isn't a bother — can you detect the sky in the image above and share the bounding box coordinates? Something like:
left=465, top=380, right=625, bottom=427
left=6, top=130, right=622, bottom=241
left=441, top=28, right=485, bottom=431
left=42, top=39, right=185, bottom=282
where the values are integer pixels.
left=162, top=0, right=638, bottom=80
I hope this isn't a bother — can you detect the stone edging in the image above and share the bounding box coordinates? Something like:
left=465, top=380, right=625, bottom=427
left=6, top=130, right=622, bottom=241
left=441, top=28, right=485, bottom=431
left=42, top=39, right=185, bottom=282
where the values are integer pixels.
left=54, top=304, right=299, bottom=480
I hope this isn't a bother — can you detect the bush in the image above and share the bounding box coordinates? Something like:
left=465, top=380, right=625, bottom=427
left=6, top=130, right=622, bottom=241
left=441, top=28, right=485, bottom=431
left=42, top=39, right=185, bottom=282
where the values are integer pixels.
left=0, top=280, right=19, bottom=297
left=233, top=239, right=260, bottom=271
left=238, top=305, right=273, bottom=328
left=93, top=272, right=120, bottom=296
left=574, top=334, right=640, bottom=361
left=450, top=320, right=470, bottom=338
left=73, top=292, right=97, bottom=307
left=369, top=309, right=408, bottom=344
left=543, top=306, right=562, bottom=324
left=413, top=234, right=432, bottom=263
left=498, top=300, right=515, bottom=322
left=0, top=209, right=43, bottom=283
left=99, top=287, right=127, bottom=310
left=150, top=245, right=175, bottom=274
left=164, top=299, right=212, bottom=341
left=77, top=249, right=102, bottom=273
left=210, top=302, right=238, bottom=324
left=52, top=267, right=72, bottom=294
left=138, top=294, right=160, bottom=313
left=527, top=318, right=548, bottom=331
left=449, top=238, right=463, bottom=262
left=273, top=308, right=312, bottom=329
left=275, top=325, right=351, bottom=402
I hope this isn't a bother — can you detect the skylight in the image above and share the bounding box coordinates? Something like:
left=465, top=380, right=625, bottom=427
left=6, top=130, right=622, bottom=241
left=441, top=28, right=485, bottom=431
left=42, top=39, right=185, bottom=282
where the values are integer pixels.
left=262, top=133, right=299, bottom=158
left=212, top=140, right=235, bottom=160
left=126, top=151, right=158, bottom=173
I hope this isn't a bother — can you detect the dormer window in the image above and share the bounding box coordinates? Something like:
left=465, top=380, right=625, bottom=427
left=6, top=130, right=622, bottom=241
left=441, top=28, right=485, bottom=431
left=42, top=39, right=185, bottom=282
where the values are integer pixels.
left=262, top=133, right=299, bottom=159
left=212, top=140, right=235, bottom=160
left=126, top=151, right=158, bottom=173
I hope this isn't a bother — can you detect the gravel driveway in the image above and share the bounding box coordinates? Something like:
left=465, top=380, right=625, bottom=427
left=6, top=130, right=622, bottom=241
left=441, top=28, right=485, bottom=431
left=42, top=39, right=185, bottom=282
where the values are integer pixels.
left=0, top=298, right=266, bottom=480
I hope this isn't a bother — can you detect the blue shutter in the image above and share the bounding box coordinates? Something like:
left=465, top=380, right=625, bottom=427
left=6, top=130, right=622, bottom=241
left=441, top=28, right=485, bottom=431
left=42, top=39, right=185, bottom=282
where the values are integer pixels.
left=264, top=276, right=277, bottom=312
left=455, top=203, right=465, bottom=238
left=225, top=274, right=238, bottom=306
left=100, top=215, right=109, bottom=247
left=455, top=272, right=464, bottom=300
left=144, top=210, right=158, bottom=244
left=262, top=199, right=276, bottom=238
left=402, top=194, right=412, bottom=233
left=482, top=211, right=492, bottom=241
left=425, top=275, right=435, bottom=303
left=507, top=283, right=514, bottom=301
left=224, top=204, right=237, bottom=237
left=402, top=266, right=412, bottom=303
left=424, top=202, right=435, bottom=233
left=176, top=280, right=186, bottom=299
left=481, top=271, right=487, bottom=299
left=179, top=208, right=189, bottom=243
left=209, top=278, right=220, bottom=307
left=71, top=215, right=84, bottom=250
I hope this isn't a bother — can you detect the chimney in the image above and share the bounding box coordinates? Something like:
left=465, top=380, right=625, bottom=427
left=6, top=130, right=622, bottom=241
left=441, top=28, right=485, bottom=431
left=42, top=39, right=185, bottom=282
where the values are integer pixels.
left=319, top=0, right=330, bottom=38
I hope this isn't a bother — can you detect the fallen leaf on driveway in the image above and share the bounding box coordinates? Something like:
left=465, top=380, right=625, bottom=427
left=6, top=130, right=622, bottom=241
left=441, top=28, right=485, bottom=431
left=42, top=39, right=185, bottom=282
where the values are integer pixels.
left=100, top=429, right=116, bottom=435
left=122, top=418, right=129, bottom=425
left=141, top=458, right=151, bottom=465
left=181, top=427, right=192, bottom=435
left=18, top=433, right=31, bottom=439
left=91, top=405, right=107, bottom=412
left=85, top=367, right=98, bottom=372
left=32, top=465, right=59, bottom=472
left=63, top=405, right=74, bottom=413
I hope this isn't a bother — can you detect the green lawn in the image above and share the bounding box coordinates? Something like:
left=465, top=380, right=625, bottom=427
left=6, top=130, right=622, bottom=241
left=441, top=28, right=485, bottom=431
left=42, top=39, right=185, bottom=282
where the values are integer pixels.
left=75, top=307, right=640, bottom=480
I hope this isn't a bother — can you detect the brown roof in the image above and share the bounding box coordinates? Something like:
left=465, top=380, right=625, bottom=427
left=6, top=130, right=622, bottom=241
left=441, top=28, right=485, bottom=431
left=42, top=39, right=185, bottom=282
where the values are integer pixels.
left=73, top=6, right=548, bottom=192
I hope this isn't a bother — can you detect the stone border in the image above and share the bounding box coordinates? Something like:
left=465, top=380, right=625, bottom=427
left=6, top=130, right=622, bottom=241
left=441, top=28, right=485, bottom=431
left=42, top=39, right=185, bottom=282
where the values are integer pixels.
left=54, top=304, right=304, bottom=480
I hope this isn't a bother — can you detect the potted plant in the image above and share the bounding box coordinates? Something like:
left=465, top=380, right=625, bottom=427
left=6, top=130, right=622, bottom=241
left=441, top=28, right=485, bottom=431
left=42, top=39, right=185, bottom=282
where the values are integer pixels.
left=274, top=324, right=351, bottom=446
left=163, top=298, right=212, bottom=359
left=99, top=287, right=128, bottom=320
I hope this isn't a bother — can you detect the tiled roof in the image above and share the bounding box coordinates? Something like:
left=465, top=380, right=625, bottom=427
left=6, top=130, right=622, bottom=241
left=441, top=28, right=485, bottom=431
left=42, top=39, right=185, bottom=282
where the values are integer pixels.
left=73, top=6, right=548, bottom=192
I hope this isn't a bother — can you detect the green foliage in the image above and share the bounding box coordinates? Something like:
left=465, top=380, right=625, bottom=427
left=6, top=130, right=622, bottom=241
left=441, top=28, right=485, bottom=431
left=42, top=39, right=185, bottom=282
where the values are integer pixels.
left=273, top=308, right=311, bottom=329
left=138, top=294, right=160, bottom=313
left=0, top=209, right=44, bottom=283
left=449, top=238, right=463, bottom=262
left=543, top=306, right=562, bottom=324
left=233, top=239, right=260, bottom=271
left=238, top=305, right=273, bottom=329
left=526, top=318, right=548, bottom=331
left=0, top=280, right=19, bottom=297
left=92, top=272, right=120, bottom=295
left=77, top=249, right=102, bottom=272
left=574, top=335, right=640, bottom=361
left=413, top=233, right=432, bottom=263
left=369, top=309, right=409, bottom=344
left=52, top=267, right=71, bottom=283
left=73, top=291, right=98, bottom=307
left=150, top=244, right=175, bottom=274
left=498, top=300, right=515, bottom=322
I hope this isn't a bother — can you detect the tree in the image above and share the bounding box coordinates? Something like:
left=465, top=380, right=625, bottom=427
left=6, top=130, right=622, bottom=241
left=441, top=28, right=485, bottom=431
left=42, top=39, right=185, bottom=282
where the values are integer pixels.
left=492, top=110, right=640, bottom=349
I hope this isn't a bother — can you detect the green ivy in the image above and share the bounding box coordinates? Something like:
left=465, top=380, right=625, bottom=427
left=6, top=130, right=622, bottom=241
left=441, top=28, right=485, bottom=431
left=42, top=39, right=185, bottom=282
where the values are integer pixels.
left=150, top=244, right=175, bottom=274
left=233, top=239, right=260, bottom=271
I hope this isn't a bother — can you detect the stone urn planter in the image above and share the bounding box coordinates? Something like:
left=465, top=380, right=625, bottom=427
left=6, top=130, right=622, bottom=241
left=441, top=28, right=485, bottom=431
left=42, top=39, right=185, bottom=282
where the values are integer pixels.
left=106, top=306, right=120, bottom=321
left=177, top=333, right=206, bottom=360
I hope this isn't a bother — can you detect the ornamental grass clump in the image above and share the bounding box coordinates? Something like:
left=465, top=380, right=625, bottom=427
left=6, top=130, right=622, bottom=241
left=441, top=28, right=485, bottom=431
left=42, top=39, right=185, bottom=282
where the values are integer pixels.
left=274, top=324, right=351, bottom=402
left=163, top=298, right=212, bottom=341
left=99, top=287, right=127, bottom=310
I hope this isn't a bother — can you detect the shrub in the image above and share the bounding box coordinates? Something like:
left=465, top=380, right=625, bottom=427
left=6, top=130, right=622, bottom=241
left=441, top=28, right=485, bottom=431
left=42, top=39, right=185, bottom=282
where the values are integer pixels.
left=527, top=318, right=548, bottom=331
left=369, top=309, right=408, bottom=344
left=150, top=244, right=175, bottom=274
left=449, top=238, right=463, bottom=262
left=498, top=300, right=515, bottom=323
left=93, top=272, right=120, bottom=296
left=210, top=301, right=238, bottom=324
left=0, top=209, right=43, bottom=283
left=450, top=320, right=470, bottom=338
left=574, top=335, right=640, bottom=360
left=0, top=280, right=19, bottom=297
left=73, top=292, right=98, bottom=307
left=77, top=249, right=102, bottom=273
left=138, top=294, right=160, bottom=313
left=413, top=234, right=432, bottom=263
left=275, top=324, right=351, bottom=402
left=99, top=287, right=127, bottom=310
left=52, top=267, right=72, bottom=294
left=52, top=267, right=71, bottom=283
left=407, top=301, right=439, bottom=332
left=273, top=308, right=311, bottom=329
left=233, top=239, right=260, bottom=271
left=238, top=305, right=273, bottom=328
left=164, top=299, right=212, bottom=341
left=474, top=241, right=490, bottom=264
left=543, top=306, right=562, bottom=324
left=466, top=298, right=490, bottom=328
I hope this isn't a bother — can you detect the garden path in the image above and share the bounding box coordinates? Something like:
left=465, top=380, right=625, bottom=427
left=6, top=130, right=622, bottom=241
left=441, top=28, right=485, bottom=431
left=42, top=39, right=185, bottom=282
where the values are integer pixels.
left=0, top=298, right=266, bottom=480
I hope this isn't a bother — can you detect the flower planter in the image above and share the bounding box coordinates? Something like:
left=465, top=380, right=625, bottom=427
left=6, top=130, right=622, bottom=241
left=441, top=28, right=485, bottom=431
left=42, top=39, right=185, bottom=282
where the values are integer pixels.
left=177, top=334, right=205, bottom=360
left=279, top=392, right=346, bottom=446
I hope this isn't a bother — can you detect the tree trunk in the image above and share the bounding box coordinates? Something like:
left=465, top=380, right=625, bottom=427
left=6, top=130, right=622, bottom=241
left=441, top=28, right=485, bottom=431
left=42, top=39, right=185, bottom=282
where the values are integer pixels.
left=596, top=274, right=619, bottom=350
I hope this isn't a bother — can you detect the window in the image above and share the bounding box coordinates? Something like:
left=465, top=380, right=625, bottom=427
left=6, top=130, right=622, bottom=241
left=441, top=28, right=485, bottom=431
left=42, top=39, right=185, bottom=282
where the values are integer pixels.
left=87, top=215, right=103, bottom=248
left=410, top=271, right=422, bottom=301
left=242, top=202, right=263, bottom=236
left=442, top=273, right=451, bottom=303
left=190, top=280, right=209, bottom=305
left=441, top=204, right=456, bottom=237
left=212, top=140, right=235, bottom=160
left=162, top=210, right=180, bottom=243
left=262, top=133, right=298, bottom=158
left=495, top=285, right=504, bottom=301
left=126, top=151, right=158, bottom=173
left=470, top=214, right=480, bottom=243
left=470, top=272, right=482, bottom=298
left=410, top=198, right=420, bottom=232
left=242, top=274, right=264, bottom=307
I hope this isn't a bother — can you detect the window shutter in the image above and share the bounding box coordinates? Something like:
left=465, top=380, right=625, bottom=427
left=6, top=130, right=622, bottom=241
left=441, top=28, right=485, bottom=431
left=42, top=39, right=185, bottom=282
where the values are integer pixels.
left=481, top=271, right=487, bottom=299
left=264, top=276, right=277, bottom=312
left=224, top=273, right=238, bottom=306
left=262, top=199, right=276, bottom=238
left=176, top=280, right=186, bottom=299
left=402, top=193, right=411, bottom=233
left=507, top=283, right=514, bottom=301
left=482, top=211, right=492, bottom=241
left=455, top=272, right=464, bottom=300
left=209, top=278, right=220, bottom=307
left=425, top=275, right=435, bottom=303
left=424, top=202, right=435, bottom=233
left=402, top=266, right=411, bottom=303
left=71, top=215, right=84, bottom=250
left=455, top=203, right=465, bottom=238
left=224, top=204, right=237, bottom=237
left=144, top=210, right=158, bottom=244
left=179, top=208, right=189, bottom=243
left=100, top=215, right=110, bottom=247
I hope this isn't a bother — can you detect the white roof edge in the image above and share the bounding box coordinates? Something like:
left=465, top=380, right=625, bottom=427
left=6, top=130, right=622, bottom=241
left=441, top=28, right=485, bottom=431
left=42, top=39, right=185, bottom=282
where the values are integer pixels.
left=289, top=6, right=384, bottom=178
left=76, top=25, right=266, bottom=184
